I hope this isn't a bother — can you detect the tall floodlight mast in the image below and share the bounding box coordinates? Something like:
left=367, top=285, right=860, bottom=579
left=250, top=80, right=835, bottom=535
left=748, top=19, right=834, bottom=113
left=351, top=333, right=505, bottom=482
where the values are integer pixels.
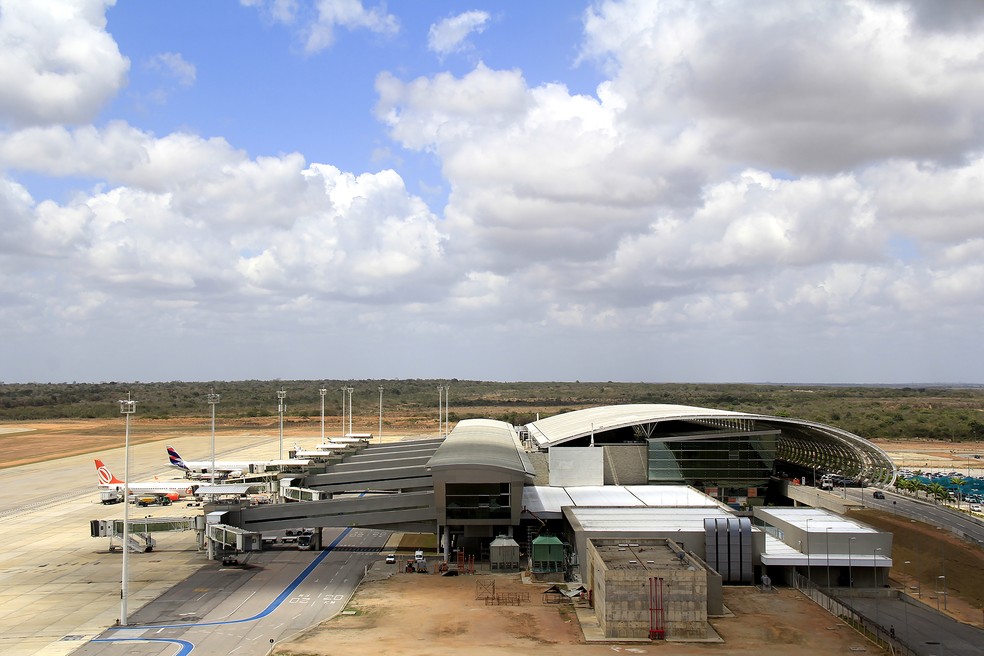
left=118, top=393, right=136, bottom=626
left=345, top=387, right=353, bottom=435
left=207, top=390, right=220, bottom=486
left=444, top=385, right=450, bottom=437
left=340, top=387, right=346, bottom=437
left=277, top=389, right=287, bottom=460
left=319, top=387, right=327, bottom=445
left=378, top=386, right=384, bottom=443
left=437, top=385, right=443, bottom=436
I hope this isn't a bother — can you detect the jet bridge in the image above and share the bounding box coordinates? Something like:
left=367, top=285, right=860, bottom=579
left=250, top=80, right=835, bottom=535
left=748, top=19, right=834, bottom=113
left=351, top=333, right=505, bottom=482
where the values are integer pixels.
left=90, top=517, right=197, bottom=553
left=238, top=490, right=437, bottom=534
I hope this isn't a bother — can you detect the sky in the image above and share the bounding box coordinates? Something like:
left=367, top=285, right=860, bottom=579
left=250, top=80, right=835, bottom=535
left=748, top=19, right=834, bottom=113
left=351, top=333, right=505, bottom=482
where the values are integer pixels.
left=2, top=0, right=984, bottom=385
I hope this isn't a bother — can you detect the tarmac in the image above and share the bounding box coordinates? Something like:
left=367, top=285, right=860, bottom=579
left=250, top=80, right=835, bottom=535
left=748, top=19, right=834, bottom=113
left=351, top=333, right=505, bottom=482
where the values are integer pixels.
left=0, top=433, right=298, bottom=656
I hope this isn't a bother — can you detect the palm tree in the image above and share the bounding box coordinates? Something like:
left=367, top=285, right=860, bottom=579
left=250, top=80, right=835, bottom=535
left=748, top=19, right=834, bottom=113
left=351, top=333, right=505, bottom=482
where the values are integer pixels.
left=928, top=482, right=947, bottom=504
left=950, top=477, right=966, bottom=507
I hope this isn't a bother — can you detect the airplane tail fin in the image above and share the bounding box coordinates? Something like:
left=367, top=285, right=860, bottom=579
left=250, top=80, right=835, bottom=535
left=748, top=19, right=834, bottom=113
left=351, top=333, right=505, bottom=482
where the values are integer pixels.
left=95, top=459, right=125, bottom=485
left=167, top=445, right=189, bottom=469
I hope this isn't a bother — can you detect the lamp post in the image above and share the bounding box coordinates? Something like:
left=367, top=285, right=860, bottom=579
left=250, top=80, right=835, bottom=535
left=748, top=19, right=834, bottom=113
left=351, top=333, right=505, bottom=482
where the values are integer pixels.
left=806, top=519, right=812, bottom=585
left=848, top=537, right=856, bottom=588
left=444, top=385, right=450, bottom=436
left=319, top=387, right=327, bottom=445
left=873, top=547, right=882, bottom=587
left=437, top=385, right=443, bottom=437
left=346, top=387, right=354, bottom=436
left=277, top=389, right=286, bottom=460
left=340, top=387, right=346, bottom=437
left=118, top=394, right=136, bottom=626
left=206, top=390, right=220, bottom=487
left=378, top=386, right=383, bottom=443
left=825, top=527, right=831, bottom=589
left=938, top=575, right=947, bottom=611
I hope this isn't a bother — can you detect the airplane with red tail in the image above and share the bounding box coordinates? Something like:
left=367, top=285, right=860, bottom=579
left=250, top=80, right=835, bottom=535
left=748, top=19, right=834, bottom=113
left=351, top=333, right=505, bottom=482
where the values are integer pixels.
left=94, top=459, right=198, bottom=501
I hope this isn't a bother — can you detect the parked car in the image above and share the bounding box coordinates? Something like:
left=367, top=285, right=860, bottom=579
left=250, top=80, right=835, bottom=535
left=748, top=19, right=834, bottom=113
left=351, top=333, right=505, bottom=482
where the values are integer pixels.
left=385, top=554, right=396, bottom=564
left=872, top=491, right=885, bottom=499
left=970, top=504, right=982, bottom=513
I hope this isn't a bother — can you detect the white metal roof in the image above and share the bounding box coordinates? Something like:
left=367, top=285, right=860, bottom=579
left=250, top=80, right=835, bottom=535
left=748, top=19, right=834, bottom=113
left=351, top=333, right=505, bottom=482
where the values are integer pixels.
left=568, top=506, right=735, bottom=532
left=564, top=485, right=644, bottom=507
left=428, top=419, right=535, bottom=477
left=757, top=507, right=879, bottom=534
left=521, top=484, right=722, bottom=515
left=526, top=404, right=746, bottom=448
left=195, top=484, right=255, bottom=495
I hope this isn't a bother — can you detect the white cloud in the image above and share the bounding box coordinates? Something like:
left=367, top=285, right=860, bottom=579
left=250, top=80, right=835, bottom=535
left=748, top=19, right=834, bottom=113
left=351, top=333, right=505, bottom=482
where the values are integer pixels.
left=580, top=0, right=984, bottom=173
left=3, top=0, right=984, bottom=383
left=427, top=10, right=490, bottom=57
left=243, top=0, right=399, bottom=53
left=147, top=52, right=196, bottom=87
left=0, top=0, right=129, bottom=127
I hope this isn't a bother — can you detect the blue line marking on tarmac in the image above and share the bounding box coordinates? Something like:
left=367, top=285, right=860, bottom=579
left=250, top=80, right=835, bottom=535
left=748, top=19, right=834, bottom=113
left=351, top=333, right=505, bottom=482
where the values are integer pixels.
left=92, top=637, right=193, bottom=655
left=108, top=526, right=354, bottom=631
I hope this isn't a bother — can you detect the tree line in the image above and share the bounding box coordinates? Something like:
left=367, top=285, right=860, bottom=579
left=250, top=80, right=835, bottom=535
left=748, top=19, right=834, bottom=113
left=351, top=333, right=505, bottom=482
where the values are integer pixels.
left=1, top=379, right=982, bottom=442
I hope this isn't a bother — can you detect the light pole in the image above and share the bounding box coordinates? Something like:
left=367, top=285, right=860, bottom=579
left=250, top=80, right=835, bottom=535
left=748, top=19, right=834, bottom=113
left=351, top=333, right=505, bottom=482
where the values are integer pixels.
left=873, top=547, right=882, bottom=587
left=806, top=519, right=812, bottom=585
left=825, top=527, right=831, bottom=588
left=938, top=575, right=947, bottom=611
left=346, top=387, right=354, bottom=435
left=277, top=389, right=286, bottom=460
left=903, top=560, right=911, bottom=593
left=378, top=386, right=383, bottom=442
left=319, top=387, right=327, bottom=445
left=848, top=537, right=856, bottom=588
left=118, top=394, right=136, bottom=626
left=444, top=384, right=450, bottom=436
left=437, top=385, right=443, bottom=436
left=207, top=390, right=220, bottom=487
left=340, top=387, right=346, bottom=437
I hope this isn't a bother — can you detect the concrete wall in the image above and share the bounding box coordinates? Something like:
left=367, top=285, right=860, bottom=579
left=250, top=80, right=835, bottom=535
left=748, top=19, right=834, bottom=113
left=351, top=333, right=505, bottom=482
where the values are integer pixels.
left=586, top=539, right=709, bottom=640
left=549, top=447, right=604, bottom=486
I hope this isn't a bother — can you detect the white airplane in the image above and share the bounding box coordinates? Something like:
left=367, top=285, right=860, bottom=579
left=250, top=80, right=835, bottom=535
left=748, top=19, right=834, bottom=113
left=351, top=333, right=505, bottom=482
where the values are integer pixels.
left=166, top=445, right=311, bottom=478
left=94, top=459, right=198, bottom=501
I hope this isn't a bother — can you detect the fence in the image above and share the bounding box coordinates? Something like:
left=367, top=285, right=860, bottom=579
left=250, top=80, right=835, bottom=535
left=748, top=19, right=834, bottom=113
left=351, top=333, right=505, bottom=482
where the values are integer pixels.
left=792, top=572, right=919, bottom=656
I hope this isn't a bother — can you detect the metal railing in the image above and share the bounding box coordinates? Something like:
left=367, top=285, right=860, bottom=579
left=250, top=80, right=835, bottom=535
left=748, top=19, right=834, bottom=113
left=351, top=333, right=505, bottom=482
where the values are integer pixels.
left=792, top=572, right=919, bottom=656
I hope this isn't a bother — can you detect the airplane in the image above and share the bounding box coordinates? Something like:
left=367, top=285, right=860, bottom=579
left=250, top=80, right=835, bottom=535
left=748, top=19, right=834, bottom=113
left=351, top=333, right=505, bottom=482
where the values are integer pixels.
left=166, top=446, right=311, bottom=478
left=95, top=459, right=198, bottom=502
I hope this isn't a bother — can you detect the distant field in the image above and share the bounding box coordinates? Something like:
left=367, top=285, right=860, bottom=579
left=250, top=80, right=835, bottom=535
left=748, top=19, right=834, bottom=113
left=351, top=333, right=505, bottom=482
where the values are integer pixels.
left=2, top=380, right=983, bottom=443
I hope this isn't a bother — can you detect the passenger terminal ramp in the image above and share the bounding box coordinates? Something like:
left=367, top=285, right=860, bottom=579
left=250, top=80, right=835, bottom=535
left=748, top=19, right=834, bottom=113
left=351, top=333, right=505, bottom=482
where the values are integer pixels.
left=235, top=439, right=443, bottom=533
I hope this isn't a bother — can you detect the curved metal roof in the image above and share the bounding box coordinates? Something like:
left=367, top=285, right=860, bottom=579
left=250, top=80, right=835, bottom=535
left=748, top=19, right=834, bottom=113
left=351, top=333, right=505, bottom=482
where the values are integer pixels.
left=526, top=404, right=895, bottom=485
left=428, top=418, right=536, bottom=478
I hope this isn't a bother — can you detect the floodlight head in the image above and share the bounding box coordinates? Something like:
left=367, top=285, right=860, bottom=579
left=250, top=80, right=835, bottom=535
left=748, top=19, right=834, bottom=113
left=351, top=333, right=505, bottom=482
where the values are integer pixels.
left=206, top=391, right=220, bottom=405
left=277, top=389, right=287, bottom=400
left=119, top=395, right=136, bottom=414
left=319, top=388, right=327, bottom=396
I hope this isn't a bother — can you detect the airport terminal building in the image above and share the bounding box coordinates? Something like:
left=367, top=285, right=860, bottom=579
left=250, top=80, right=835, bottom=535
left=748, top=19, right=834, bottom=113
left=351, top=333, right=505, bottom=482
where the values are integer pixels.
left=216, top=404, right=896, bottom=640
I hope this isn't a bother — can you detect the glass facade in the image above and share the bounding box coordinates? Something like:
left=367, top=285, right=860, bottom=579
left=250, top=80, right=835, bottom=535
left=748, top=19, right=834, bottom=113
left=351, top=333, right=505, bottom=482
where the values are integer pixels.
left=647, top=431, right=778, bottom=487
left=445, top=482, right=512, bottom=521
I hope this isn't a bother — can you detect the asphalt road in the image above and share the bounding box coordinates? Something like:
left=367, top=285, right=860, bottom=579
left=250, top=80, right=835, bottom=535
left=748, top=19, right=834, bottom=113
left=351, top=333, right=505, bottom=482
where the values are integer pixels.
left=73, top=526, right=390, bottom=656
left=842, top=486, right=984, bottom=547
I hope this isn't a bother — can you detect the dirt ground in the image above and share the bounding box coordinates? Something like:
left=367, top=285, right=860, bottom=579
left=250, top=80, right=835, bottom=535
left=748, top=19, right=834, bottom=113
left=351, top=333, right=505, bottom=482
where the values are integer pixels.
left=275, top=569, right=885, bottom=656
left=0, top=416, right=435, bottom=469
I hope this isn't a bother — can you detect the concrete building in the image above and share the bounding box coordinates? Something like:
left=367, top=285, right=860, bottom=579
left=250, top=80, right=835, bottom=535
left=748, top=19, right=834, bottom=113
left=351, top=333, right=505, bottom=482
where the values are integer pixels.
left=223, top=405, right=894, bottom=616
left=585, top=538, right=712, bottom=640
